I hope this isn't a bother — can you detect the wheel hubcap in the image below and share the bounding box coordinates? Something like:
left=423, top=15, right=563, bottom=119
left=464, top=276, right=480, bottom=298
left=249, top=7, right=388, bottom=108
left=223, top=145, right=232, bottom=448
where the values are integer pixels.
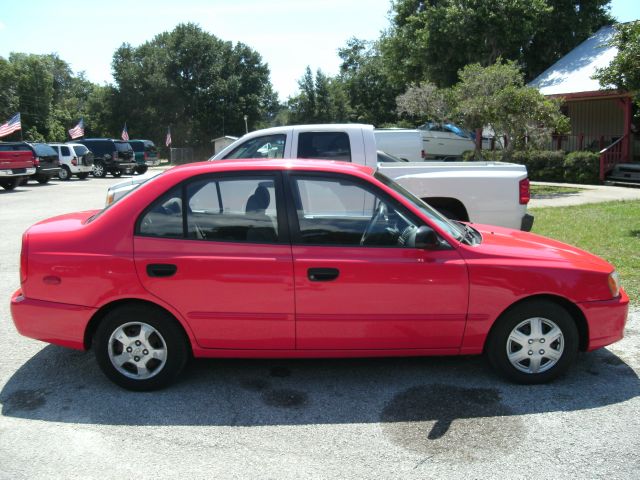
left=506, top=317, right=564, bottom=374
left=94, top=164, right=103, bottom=176
left=107, top=322, right=167, bottom=380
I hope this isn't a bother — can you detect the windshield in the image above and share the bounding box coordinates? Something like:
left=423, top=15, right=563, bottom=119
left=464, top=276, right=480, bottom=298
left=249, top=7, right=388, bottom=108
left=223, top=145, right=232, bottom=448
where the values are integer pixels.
left=33, top=143, right=58, bottom=156
left=72, top=145, right=89, bottom=156
left=115, top=142, right=133, bottom=152
left=373, top=171, right=465, bottom=241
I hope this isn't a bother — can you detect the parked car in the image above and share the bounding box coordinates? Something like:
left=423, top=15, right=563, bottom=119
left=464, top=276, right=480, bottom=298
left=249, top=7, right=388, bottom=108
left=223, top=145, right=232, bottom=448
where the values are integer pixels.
left=128, top=139, right=160, bottom=174
left=49, top=143, right=94, bottom=180
left=0, top=142, right=36, bottom=190
left=25, top=143, right=61, bottom=184
left=75, top=138, right=136, bottom=178
left=11, top=159, right=628, bottom=391
left=418, top=122, right=476, bottom=160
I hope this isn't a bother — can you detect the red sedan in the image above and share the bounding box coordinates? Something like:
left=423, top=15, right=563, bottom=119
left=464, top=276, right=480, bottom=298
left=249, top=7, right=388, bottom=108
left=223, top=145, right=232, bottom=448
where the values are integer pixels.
left=11, top=160, right=628, bottom=390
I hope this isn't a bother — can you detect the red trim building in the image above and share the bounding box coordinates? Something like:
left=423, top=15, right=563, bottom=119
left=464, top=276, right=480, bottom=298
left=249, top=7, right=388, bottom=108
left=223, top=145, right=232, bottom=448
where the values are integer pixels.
left=529, top=25, right=636, bottom=179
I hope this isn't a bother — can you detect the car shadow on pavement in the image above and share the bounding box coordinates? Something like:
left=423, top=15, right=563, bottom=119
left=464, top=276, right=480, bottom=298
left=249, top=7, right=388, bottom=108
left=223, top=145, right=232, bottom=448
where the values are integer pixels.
left=1, top=345, right=638, bottom=450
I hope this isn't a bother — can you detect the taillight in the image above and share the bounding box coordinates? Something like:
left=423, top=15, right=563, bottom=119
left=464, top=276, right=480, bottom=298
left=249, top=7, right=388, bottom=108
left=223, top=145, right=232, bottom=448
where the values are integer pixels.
left=72, top=157, right=78, bottom=166
left=34, top=157, right=40, bottom=166
left=114, top=151, right=118, bottom=160
left=20, top=233, right=28, bottom=284
left=421, top=149, right=426, bottom=159
left=144, top=151, right=148, bottom=160
left=519, top=178, right=530, bottom=204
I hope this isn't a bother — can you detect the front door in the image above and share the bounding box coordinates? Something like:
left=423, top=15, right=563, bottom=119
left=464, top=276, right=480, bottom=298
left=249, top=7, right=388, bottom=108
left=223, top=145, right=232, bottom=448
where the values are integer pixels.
left=287, top=173, right=469, bottom=350
left=134, top=172, right=295, bottom=349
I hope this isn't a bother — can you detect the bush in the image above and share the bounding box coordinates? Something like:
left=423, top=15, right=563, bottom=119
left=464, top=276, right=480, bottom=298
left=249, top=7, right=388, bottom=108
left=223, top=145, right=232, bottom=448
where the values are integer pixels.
left=563, top=151, right=600, bottom=184
left=510, top=150, right=565, bottom=182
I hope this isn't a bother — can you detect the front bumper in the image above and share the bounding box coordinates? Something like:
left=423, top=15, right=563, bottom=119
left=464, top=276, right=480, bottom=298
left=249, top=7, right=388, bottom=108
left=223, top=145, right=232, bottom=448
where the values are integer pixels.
left=579, top=288, right=629, bottom=351
left=10, top=289, right=95, bottom=350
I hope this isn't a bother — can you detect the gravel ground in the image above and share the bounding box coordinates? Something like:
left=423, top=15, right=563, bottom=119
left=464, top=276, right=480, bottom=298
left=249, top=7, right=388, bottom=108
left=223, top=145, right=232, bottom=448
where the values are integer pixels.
left=0, top=175, right=638, bottom=480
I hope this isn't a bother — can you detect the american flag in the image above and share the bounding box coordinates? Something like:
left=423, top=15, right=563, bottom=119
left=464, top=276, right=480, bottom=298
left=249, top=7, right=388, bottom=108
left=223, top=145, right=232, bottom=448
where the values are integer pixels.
left=0, top=113, right=22, bottom=138
left=165, top=127, right=172, bottom=147
left=68, top=119, right=84, bottom=139
left=121, top=124, right=129, bottom=141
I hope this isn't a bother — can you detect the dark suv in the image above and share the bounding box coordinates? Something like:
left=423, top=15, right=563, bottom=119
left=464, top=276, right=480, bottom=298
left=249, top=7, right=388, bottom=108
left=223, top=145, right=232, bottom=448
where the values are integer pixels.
left=25, top=143, right=61, bottom=184
left=75, top=139, right=136, bottom=178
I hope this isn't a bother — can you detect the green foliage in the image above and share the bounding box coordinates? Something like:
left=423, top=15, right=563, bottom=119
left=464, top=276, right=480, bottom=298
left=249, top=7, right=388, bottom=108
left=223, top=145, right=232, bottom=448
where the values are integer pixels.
left=593, top=21, right=640, bottom=108
left=382, top=0, right=612, bottom=87
left=563, top=151, right=600, bottom=184
left=453, top=60, right=569, bottom=158
left=111, top=23, right=277, bottom=146
left=513, top=150, right=566, bottom=182
left=287, top=67, right=352, bottom=124
left=396, top=82, right=453, bottom=123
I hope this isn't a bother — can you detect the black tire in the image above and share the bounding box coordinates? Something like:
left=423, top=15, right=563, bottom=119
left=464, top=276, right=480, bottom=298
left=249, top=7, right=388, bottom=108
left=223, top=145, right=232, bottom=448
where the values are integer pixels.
left=93, top=304, right=189, bottom=391
left=93, top=161, right=107, bottom=178
left=111, top=170, right=123, bottom=177
left=58, top=165, right=71, bottom=181
left=77, top=172, right=89, bottom=180
left=135, top=165, right=148, bottom=175
left=1, top=177, right=22, bottom=190
left=36, top=175, right=50, bottom=184
left=486, top=300, right=578, bottom=384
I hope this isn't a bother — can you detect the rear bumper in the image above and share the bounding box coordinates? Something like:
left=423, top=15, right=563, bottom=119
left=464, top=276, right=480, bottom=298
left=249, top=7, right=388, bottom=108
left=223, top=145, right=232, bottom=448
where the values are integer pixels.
left=579, top=289, right=629, bottom=351
left=10, top=289, right=95, bottom=350
left=114, top=162, right=136, bottom=172
left=0, top=167, right=36, bottom=177
left=520, top=213, right=534, bottom=232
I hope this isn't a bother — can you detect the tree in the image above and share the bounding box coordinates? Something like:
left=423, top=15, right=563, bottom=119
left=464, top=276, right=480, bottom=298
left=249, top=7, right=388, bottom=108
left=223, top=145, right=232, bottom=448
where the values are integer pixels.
left=287, top=67, right=352, bottom=124
left=453, top=60, right=569, bottom=159
left=382, top=0, right=613, bottom=87
left=396, top=82, right=453, bottom=124
left=337, top=38, right=401, bottom=125
left=593, top=21, right=640, bottom=107
left=111, top=23, right=276, bottom=146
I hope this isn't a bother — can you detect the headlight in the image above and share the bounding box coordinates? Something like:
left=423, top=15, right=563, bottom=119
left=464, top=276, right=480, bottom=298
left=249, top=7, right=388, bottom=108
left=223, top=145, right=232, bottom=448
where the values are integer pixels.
left=608, top=270, right=621, bottom=298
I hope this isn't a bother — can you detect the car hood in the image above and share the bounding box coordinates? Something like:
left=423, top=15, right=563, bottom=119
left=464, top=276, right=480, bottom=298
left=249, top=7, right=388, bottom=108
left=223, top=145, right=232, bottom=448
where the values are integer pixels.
left=466, top=224, right=613, bottom=273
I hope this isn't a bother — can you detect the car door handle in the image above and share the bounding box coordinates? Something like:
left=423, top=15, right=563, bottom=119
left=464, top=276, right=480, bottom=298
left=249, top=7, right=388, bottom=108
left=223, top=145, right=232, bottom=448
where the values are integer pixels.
left=308, top=268, right=339, bottom=282
left=147, top=263, right=177, bottom=277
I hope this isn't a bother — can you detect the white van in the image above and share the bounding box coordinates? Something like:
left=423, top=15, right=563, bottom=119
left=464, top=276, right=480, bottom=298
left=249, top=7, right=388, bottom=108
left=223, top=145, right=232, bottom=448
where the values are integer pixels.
left=49, top=143, right=94, bottom=180
left=373, top=129, right=424, bottom=162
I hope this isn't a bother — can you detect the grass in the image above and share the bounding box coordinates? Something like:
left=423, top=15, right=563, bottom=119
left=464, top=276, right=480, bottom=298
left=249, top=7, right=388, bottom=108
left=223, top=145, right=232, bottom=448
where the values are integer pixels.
left=530, top=185, right=584, bottom=197
left=530, top=200, right=640, bottom=304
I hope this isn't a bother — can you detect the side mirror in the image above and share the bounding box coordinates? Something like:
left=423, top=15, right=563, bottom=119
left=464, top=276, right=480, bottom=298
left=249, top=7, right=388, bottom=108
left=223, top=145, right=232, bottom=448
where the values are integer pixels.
left=414, top=226, right=440, bottom=250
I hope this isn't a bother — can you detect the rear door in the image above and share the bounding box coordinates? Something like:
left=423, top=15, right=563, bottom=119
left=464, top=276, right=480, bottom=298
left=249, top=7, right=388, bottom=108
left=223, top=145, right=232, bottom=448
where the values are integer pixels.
left=134, top=171, right=295, bottom=349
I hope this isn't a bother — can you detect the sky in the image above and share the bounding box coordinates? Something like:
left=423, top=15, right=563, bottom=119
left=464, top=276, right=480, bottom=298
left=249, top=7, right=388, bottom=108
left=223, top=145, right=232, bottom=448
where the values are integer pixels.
left=0, top=0, right=637, bottom=101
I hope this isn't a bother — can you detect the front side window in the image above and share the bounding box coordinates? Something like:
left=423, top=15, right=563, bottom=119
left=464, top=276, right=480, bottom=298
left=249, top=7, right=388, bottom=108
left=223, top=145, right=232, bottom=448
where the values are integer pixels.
left=223, top=135, right=285, bottom=159
left=291, top=175, right=419, bottom=247
left=297, top=132, right=351, bottom=161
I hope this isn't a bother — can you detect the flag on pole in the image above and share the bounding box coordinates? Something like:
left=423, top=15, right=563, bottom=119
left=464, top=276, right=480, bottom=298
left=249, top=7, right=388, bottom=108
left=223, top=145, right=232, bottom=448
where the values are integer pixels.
left=68, top=119, right=85, bottom=139
left=0, top=113, right=22, bottom=138
left=165, top=127, right=172, bottom=147
left=121, top=123, right=129, bottom=141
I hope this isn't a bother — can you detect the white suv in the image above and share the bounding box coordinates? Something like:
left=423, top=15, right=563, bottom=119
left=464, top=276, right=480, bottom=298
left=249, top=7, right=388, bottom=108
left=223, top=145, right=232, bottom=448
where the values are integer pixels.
left=50, top=143, right=94, bottom=180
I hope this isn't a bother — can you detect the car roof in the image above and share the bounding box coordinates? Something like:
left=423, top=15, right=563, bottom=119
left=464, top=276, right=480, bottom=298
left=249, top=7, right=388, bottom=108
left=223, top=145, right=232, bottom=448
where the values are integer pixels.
left=169, top=158, right=374, bottom=177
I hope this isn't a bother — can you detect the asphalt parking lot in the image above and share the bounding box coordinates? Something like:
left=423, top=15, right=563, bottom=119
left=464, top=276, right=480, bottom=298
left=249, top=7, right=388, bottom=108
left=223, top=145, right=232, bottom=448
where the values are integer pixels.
left=1, top=174, right=639, bottom=479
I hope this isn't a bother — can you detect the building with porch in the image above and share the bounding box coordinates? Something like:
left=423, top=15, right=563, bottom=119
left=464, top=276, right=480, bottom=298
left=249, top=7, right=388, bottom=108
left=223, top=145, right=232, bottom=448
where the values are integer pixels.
left=529, top=24, right=637, bottom=179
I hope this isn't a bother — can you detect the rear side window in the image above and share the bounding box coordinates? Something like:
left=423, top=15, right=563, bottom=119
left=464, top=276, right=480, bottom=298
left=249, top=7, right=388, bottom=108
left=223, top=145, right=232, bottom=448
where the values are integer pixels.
left=60, top=146, right=70, bottom=156
left=297, top=132, right=351, bottom=161
left=138, top=187, right=184, bottom=238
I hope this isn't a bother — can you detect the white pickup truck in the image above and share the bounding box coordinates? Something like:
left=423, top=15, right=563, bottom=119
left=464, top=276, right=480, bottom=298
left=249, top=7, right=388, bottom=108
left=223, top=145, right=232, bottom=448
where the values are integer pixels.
left=212, top=124, right=533, bottom=230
